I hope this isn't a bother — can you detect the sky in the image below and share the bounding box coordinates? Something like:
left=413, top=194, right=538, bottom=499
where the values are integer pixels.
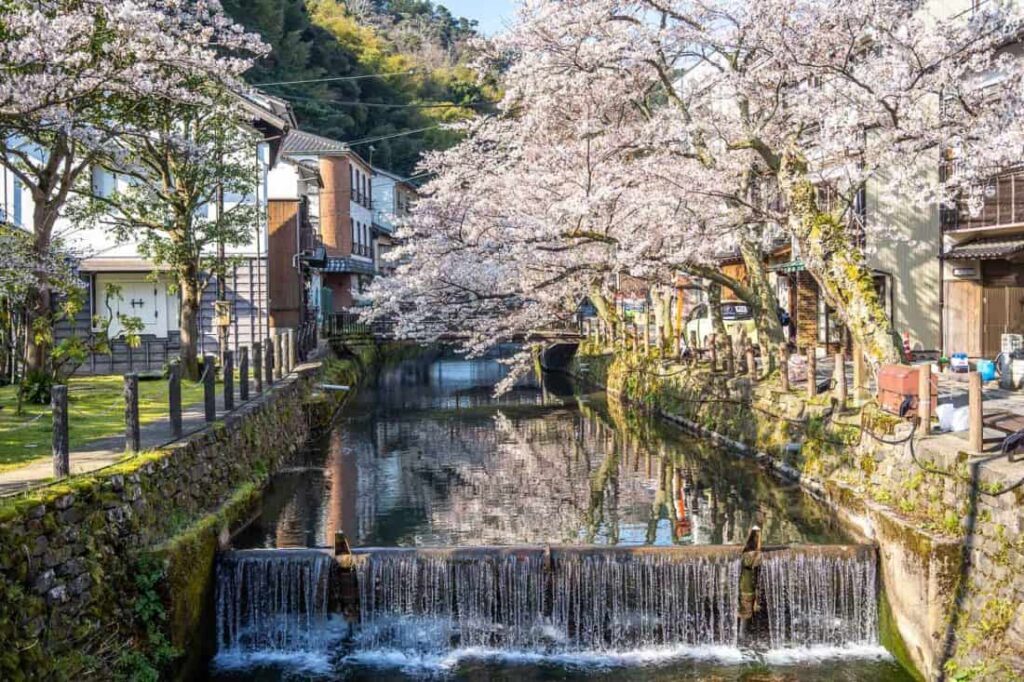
left=441, top=0, right=517, bottom=35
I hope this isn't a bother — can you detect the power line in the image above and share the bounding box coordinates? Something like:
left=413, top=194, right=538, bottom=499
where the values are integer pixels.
left=345, top=126, right=442, bottom=147
left=277, top=92, right=493, bottom=110
left=253, top=71, right=418, bottom=87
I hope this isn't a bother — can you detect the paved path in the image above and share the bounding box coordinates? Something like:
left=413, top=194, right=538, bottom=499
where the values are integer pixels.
left=0, top=379, right=261, bottom=497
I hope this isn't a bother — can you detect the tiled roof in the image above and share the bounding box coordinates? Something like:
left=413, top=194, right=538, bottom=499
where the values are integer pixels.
left=281, top=129, right=351, bottom=156
left=944, top=236, right=1024, bottom=260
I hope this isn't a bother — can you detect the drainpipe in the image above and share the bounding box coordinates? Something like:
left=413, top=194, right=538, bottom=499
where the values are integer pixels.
left=939, top=247, right=946, bottom=358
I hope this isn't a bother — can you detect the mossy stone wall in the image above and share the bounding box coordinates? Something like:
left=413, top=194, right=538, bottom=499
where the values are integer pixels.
left=0, top=367, right=320, bottom=680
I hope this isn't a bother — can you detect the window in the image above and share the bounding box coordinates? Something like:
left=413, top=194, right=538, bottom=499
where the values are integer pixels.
left=12, top=177, right=22, bottom=226
left=817, top=297, right=844, bottom=345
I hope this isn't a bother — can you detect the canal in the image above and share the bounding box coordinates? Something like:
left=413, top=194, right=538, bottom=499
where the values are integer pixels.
left=212, top=352, right=914, bottom=681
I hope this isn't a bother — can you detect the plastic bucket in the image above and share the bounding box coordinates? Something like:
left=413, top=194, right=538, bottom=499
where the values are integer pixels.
left=977, top=359, right=997, bottom=382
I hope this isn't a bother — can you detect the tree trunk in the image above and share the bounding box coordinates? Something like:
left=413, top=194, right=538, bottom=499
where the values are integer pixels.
left=782, top=177, right=901, bottom=369
left=178, top=273, right=202, bottom=381
left=707, top=282, right=727, bottom=337
left=738, top=240, right=785, bottom=368
left=23, top=200, right=61, bottom=376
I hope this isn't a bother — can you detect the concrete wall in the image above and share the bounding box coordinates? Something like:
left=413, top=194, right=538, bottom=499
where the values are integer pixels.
left=867, top=164, right=943, bottom=352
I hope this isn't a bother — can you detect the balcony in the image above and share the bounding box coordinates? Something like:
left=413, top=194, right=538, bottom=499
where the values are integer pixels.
left=941, top=168, right=1024, bottom=233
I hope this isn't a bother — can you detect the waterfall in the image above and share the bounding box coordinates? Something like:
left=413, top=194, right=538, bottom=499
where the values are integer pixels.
left=216, top=549, right=337, bottom=654
left=759, top=552, right=878, bottom=648
left=212, top=546, right=882, bottom=666
left=353, top=551, right=741, bottom=653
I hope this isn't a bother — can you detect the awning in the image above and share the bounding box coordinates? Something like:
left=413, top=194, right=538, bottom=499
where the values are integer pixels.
left=768, top=259, right=806, bottom=274
left=78, top=258, right=172, bottom=273
left=944, top=236, right=1024, bottom=261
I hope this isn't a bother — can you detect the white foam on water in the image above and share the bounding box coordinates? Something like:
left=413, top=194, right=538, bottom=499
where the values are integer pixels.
left=212, top=649, right=335, bottom=676
left=340, top=644, right=753, bottom=673
left=760, top=644, right=895, bottom=665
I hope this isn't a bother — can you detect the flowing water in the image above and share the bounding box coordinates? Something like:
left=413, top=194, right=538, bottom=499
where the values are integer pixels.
left=211, top=351, right=913, bottom=681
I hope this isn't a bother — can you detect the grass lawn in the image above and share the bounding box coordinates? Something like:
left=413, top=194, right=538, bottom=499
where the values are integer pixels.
left=0, top=375, right=209, bottom=473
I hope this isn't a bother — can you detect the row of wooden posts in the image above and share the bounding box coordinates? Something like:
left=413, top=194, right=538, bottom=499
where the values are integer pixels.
left=583, top=319, right=987, bottom=453
left=50, top=329, right=302, bottom=479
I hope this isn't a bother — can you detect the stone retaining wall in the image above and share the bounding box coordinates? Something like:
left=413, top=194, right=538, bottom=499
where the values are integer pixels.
left=0, top=365, right=322, bottom=680
left=572, top=349, right=1024, bottom=682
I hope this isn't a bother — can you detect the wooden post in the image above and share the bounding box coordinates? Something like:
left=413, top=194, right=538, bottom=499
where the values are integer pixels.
left=852, top=342, right=866, bottom=396
left=746, top=344, right=757, bottom=381
left=124, top=373, right=140, bottom=453
left=239, top=347, right=249, bottom=402
left=264, top=337, right=274, bottom=387
left=725, top=335, right=735, bottom=376
left=169, top=361, right=182, bottom=439
left=274, top=333, right=284, bottom=380
left=289, top=329, right=298, bottom=372
left=689, top=330, right=698, bottom=352
left=203, top=354, right=217, bottom=422
left=643, top=317, right=651, bottom=351
left=918, top=362, right=932, bottom=438
left=631, top=326, right=638, bottom=354
left=709, top=333, right=718, bottom=371
left=807, top=350, right=817, bottom=399
left=223, top=350, right=234, bottom=412
left=253, top=342, right=263, bottom=394
left=779, top=344, right=790, bottom=392
left=835, top=352, right=847, bottom=409
left=52, top=385, right=69, bottom=479
left=969, top=371, right=983, bottom=453
left=674, top=331, right=682, bottom=359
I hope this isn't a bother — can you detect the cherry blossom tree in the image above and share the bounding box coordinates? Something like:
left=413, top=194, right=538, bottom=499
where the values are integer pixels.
left=374, top=0, right=1024, bottom=369
left=0, top=0, right=266, bottom=377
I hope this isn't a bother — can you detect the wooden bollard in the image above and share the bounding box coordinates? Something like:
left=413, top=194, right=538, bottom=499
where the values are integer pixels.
left=290, top=329, right=298, bottom=370
left=253, top=342, right=263, bottom=394
left=124, top=373, right=140, bottom=453
left=834, top=352, right=847, bottom=408
left=807, top=351, right=817, bottom=398
left=852, top=342, right=866, bottom=395
left=203, top=354, right=217, bottom=422
left=779, top=344, right=790, bottom=392
left=725, top=335, right=736, bottom=376
left=969, top=371, right=983, bottom=453
left=169, top=361, right=182, bottom=439
left=709, top=333, right=718, bottom=371
left=239, top=347, right=250, bottom=402
left=631, top=326, right=638, bottom=354
left=746, top=344, right=757, bottom=381
left=274, top=333, right=284, bottom=380
left=689, top=330, right=698, bottom=352
left=643, top=319, right=651, bottom=351
left=918, top=362, right=932, bottom=438
left=224, top=350, right=234, bottom=412
left=264, top=337, right=275, bottom=387
left=52, top=385, right=69, bottom=478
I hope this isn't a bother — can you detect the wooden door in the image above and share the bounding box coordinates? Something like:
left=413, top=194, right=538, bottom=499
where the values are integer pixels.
left=945, top=280, right=982, bottom=357
left=982, top=285, right=1024, bottom=356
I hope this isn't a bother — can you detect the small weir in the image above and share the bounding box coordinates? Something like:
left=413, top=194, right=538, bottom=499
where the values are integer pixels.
left=213, top=538, right=881, bottom=663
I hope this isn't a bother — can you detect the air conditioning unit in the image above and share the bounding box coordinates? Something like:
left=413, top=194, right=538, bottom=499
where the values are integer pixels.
left=1002, top=334, right=1023, bottom=355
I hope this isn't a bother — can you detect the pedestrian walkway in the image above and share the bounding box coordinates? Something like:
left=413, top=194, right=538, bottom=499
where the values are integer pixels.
left=0, top=380, right=257, bottom=497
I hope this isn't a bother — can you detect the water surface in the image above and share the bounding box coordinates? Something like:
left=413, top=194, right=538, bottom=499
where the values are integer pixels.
left=220, top=352, right=912, bottom=681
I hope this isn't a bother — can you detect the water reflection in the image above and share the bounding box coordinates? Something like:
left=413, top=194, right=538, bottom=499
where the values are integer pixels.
left=234, top=354, right=847, bottom=550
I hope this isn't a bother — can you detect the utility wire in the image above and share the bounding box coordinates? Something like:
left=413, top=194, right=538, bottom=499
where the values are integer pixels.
left=344, top=126, right=442, bottom=147
left=278, top=92, right=492, bottom=110
left=253, top=71, right=418, bottom=87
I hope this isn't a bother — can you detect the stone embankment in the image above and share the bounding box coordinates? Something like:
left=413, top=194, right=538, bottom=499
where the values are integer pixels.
left=572, top=348, right=1024, bottom=682
left=0, top=350, right=362, bottom=680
